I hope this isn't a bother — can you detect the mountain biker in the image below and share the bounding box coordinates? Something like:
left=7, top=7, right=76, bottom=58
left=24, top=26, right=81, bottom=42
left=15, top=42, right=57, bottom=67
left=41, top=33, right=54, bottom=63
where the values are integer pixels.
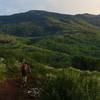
left=21, top=59, right=31, bottom=86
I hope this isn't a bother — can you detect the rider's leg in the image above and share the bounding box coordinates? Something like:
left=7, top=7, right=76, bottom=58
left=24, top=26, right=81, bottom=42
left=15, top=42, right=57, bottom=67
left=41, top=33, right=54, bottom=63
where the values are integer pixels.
left=24, top=76, right=27, bottom=83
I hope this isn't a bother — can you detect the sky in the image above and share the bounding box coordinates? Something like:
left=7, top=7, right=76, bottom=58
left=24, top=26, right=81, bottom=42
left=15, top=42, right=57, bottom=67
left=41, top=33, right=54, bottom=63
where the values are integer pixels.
left=0, top=0, right=100, bottom=15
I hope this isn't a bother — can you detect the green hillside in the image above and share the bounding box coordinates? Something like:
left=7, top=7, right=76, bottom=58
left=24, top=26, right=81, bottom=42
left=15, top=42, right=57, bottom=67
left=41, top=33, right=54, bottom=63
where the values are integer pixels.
left=0, top=11, right=100, bottom=72
left=0, top=10, right=100, bottom=36
left=0, top=33, right=100, bottom=71
left=0, top=11, right=100, bottom=99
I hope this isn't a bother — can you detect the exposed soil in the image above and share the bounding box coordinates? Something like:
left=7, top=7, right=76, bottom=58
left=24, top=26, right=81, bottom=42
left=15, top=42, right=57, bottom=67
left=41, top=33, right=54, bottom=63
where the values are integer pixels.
left=0, top=77, right=38, bottom=100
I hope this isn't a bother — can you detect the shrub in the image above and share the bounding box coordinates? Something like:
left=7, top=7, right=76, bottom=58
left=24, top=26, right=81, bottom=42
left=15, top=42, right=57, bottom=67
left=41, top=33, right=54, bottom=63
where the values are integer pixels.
left=40, top=69, right=100, bottom=100
left=72, top=56, right=100, bottom=71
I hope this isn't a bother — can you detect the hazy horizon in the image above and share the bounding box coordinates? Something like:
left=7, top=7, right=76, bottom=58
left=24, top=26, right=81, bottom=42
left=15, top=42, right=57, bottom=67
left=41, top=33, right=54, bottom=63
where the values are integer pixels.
left=0, top=10, right=99, bottom=16
left=0, top=0, right=100, bottom=15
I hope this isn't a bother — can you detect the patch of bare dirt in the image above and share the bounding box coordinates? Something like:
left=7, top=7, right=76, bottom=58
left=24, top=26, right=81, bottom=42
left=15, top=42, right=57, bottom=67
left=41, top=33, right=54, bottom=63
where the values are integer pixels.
left=0, top=77, right=37, bottom=100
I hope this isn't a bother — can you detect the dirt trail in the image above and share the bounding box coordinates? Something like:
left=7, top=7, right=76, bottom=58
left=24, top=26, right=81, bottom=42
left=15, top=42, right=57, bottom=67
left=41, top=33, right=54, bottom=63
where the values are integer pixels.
left=0, top=78, right=36, bottom=100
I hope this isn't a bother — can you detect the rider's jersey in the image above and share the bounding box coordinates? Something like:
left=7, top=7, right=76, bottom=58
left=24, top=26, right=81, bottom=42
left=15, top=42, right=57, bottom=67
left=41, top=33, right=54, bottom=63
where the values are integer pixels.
left=21, top=64, right=28, bottom=71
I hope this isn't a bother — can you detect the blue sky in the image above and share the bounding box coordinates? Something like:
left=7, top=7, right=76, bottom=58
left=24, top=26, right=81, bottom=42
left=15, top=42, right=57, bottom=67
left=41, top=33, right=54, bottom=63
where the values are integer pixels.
left=0, top=0, right=100, bottom=15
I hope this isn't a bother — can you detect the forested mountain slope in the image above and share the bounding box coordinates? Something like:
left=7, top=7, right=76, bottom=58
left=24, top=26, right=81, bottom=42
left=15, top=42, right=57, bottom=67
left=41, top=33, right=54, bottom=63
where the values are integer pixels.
left=0, top=10, right=100, bottom=36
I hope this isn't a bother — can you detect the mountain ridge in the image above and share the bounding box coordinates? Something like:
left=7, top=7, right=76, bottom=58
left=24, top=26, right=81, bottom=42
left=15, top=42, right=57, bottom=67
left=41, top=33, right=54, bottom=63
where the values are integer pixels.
left=0, top=10, right=100, bottom=36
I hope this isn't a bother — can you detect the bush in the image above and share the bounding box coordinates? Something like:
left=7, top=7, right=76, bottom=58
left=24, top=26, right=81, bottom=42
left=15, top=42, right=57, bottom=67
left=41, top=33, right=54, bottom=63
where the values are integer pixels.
left=72, top=56, right=100, bottom=71
left=40, top=69, right=100, bottom=100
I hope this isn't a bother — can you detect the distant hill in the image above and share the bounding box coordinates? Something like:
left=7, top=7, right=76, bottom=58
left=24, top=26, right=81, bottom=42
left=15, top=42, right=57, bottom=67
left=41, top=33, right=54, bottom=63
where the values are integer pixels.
left=0, top=10, right=100, bottom=36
